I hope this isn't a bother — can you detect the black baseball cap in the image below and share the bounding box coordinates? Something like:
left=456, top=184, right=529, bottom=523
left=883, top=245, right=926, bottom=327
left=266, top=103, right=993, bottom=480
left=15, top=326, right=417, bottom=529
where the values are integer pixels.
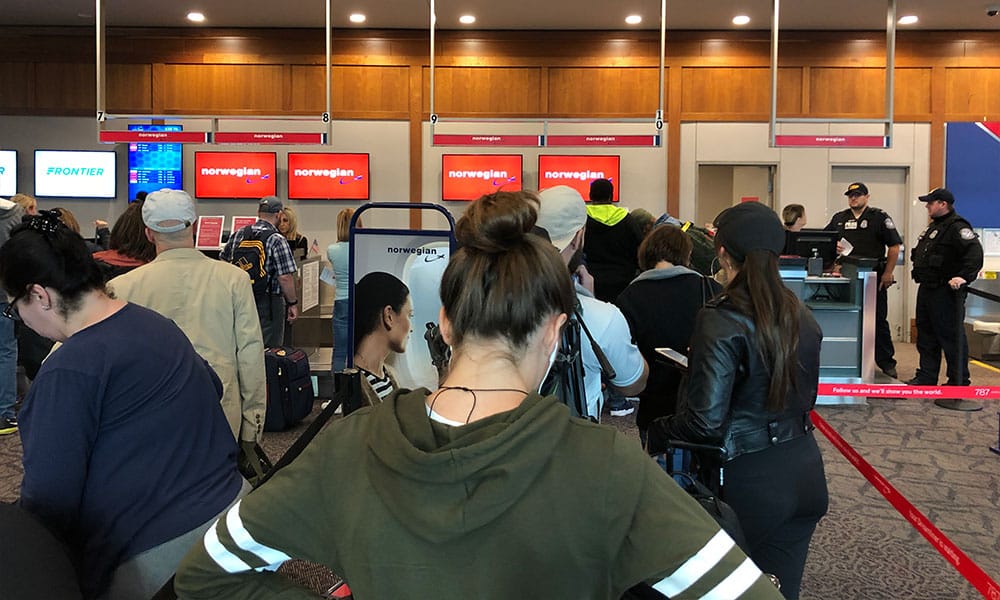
left=844, top=182, right=869, bottom=196
left=918, top=187, right=955, bottom=204
left=713, top=201, right=785, bottom=263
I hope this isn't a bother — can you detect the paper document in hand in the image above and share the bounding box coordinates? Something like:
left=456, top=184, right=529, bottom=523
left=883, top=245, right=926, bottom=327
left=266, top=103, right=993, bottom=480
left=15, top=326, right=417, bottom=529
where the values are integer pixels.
left=655, top=347, right=688, bottom=369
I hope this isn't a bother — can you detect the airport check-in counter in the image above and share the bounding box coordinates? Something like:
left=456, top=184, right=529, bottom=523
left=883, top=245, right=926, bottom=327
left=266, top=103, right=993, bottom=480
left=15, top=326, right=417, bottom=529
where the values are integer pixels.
left=779, top=259, right=878, bottom=405
left=965, top=274, right=1000, bottom=361
left=284, top=256, right=337, bottom=399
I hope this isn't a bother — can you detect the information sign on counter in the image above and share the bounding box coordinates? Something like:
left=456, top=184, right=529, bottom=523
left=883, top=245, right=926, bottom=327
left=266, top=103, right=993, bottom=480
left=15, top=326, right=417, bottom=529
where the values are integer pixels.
left=231, top=216, right=258, bottom=235
left=195, top=216, right=225, bottom=250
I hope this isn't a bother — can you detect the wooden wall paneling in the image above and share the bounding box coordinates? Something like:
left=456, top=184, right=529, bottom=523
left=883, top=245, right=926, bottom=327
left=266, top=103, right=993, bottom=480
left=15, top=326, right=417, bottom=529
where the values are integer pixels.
left=332, top=66, right=410, bottom=114
left=151, top=63, right=165, bottom=113
left=107, top=63, right=153, bottom=113
left=290, top=65, right=411, bottom=117
left=680, top=67, right=801, bottom=117
left=290, top=66, right=325, bottom=114
left=161, top=64, right=284, bottom=114
left=282, top=65, right=293, bottom=113
left=894, top=67, right=932, bottom=117
left=546, top=67, right=660, bottom=116
left=0, top=63, right=34, bottom=110
left=943, top=67, right=1000, bottom=118
left=808, top=67, right=885, bottom=116
left=422, top=67, right=542, bottom=115
left=34, top=63, right=95, bottom=112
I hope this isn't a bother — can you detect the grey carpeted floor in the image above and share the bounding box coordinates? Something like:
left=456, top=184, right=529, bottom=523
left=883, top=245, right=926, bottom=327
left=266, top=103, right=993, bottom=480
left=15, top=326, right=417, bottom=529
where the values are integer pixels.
left=2, top=341, right=999, bottom=598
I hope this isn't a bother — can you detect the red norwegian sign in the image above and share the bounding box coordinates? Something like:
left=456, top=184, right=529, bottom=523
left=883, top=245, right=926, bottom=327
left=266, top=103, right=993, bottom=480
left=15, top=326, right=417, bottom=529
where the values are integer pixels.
left=433, top=134, right=542, bottom=147
left=774, top=135, right=889, bottom=148
left=214, top=132, right=327, bottom=145
left=99, top=131, right=209, bottom=144
left=546, top=135, right=660, bottom=147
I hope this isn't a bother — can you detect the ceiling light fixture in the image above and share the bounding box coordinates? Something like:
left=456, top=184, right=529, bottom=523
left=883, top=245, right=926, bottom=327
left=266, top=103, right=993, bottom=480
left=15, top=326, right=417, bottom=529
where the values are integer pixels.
left=732, top=15, right=751, bottom=26
left=186, top=11, right=205, bottom=23
left=897, top=15, right=918, bottom=25
left=459, top=15, right=476, bottom=25
left=349, top=13, right=366, bottom=23
left=625, top=15, right=642, bottom=25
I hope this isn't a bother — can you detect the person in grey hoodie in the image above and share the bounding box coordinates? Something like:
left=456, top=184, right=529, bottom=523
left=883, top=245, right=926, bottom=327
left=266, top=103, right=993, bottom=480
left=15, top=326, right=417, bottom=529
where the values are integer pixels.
left=0, top=196, right=25, bottom=434
left=616, top=224, right=721, bottom=443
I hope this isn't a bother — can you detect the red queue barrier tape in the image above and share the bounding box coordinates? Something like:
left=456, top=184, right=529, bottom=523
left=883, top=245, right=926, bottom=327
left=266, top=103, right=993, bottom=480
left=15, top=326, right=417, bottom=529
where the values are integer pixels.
left=818, top=383, right=1000, bottom=400
left=810, top=412, right=1000, bottom=599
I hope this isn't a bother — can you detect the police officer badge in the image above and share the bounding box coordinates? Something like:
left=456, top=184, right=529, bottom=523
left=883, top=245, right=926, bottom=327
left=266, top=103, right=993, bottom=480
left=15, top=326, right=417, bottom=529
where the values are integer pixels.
left=860, top=220, right=868, bottom=229
left=960, top=228, right=976, bottom=240
left=929, top=230, right=939, bottom=239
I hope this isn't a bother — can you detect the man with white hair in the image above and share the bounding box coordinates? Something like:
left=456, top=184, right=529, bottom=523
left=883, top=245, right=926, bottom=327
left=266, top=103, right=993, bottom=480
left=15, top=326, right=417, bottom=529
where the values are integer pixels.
left=109, top=189, right=266, bottom=449
left=536, top=185, right=648, bottom=419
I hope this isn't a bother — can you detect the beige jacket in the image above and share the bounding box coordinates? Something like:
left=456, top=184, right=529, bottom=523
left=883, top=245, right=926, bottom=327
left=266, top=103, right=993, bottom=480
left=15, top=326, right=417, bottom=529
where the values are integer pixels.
left=109, top=248, right=266, bottom=442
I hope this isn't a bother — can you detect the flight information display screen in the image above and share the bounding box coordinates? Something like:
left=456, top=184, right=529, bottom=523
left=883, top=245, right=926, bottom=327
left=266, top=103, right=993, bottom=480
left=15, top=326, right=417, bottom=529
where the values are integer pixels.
left=127, top=124, right=183, bottom=200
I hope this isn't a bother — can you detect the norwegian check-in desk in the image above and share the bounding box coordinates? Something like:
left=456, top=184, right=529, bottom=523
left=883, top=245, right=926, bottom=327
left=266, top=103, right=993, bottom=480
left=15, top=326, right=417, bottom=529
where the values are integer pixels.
left=779, top=259, right=879, bottom=405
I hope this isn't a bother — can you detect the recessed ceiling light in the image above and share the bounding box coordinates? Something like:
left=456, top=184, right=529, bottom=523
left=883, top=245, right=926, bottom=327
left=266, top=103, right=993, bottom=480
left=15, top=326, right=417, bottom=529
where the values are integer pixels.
left=349, top=13, right=366, bottom=23
left=898, top=15, right=919, bottom=25
left=625, top=15, right=642, bottom=25
left=187, top=11, right=205, bottom=23
left=732, top=15, right=751, bottom=26
left=459, top=15, right=476, bottom=25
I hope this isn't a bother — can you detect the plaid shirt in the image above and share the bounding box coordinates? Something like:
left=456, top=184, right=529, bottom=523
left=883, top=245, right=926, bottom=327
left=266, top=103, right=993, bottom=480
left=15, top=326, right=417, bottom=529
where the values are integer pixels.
left=221, top=219, right=297, bottom=296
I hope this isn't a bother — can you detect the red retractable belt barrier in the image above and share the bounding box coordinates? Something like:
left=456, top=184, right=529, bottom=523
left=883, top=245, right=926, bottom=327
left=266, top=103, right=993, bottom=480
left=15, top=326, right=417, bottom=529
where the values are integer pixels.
left=810, top=412, right=1000, bottom=598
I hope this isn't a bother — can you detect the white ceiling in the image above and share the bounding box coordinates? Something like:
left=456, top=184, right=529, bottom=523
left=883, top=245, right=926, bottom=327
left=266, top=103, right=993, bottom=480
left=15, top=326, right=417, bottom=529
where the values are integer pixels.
left=6, top=0, right=1000, bottom=31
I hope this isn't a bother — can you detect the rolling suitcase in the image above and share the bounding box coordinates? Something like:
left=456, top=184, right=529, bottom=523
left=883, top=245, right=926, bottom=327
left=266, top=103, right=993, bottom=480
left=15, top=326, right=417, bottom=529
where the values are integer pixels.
left=263, top=346, right=315, bottom=431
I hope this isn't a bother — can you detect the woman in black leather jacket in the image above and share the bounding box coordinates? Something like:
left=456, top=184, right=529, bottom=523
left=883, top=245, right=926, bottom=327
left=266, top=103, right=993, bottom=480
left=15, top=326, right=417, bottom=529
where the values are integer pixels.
left=648, top=201, right=828, bottom=600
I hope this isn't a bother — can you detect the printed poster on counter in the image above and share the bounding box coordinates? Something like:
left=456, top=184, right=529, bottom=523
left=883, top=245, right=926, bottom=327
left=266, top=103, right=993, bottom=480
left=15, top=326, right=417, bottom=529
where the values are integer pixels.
left=195, top=216, right=225, bottom=250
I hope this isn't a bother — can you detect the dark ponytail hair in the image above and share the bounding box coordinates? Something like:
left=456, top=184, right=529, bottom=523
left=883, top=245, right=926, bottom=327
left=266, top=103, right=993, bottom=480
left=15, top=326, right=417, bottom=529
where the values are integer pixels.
left=0, top=212, right=106, bottom=315
left=723, top=249, right=802, bottom=412
left=442, top=191, right=575, bottom=351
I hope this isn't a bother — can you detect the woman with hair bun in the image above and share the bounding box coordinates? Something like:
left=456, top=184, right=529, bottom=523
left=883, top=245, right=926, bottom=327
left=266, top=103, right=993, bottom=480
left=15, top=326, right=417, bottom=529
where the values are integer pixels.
left=175, top=191, right=781, bottom=600
left=0, top=211, right=245, bottom=600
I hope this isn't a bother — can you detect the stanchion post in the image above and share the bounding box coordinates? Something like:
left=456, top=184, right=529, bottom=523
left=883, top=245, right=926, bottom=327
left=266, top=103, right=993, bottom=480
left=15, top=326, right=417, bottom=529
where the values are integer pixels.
left=991, top=412, right=1000, bottom=456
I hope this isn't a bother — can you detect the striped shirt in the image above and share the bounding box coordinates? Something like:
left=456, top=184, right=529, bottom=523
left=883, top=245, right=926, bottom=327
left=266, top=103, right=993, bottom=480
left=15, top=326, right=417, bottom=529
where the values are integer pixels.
left=361, top=367, right=396, bottom=401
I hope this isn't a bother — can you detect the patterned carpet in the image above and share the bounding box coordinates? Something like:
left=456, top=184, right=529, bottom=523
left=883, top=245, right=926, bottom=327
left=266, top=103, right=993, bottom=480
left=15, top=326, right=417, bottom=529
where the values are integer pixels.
left=2, top=342, right=999, bottom=598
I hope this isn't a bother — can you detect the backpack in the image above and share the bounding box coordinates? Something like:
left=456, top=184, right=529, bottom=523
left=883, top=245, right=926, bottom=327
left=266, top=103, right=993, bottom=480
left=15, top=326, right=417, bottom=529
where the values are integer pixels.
left=229, top=226, right=272, bottom=298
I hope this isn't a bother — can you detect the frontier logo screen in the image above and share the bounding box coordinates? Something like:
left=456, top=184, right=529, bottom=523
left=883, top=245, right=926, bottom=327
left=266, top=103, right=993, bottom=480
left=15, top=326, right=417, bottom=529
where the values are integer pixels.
left=0, top=150, right=15, bottom=197
left=195, top=152, right=276, bottom=199
left=34, top=150, right=117, bottom=199
left=441, top=154, right=522, bottom=201
left=287, top=153, right=370, bottom=200
left=538, top=155, right=620, bottom=202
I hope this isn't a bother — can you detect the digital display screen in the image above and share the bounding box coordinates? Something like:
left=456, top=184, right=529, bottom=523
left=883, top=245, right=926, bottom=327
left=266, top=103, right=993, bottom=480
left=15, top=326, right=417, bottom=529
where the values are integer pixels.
left=287, top=153, right=370, bottom=200
left=441, top=154, right=522, bottom=201
left=128, top=124, right=183, bottom=200
left=34, top=150, right=117, bottom=199
left=538, top=155, right=620, bottom=202
left=0, top=150, right=15, bottom=197
left=194, top=152, right=277, bottom=199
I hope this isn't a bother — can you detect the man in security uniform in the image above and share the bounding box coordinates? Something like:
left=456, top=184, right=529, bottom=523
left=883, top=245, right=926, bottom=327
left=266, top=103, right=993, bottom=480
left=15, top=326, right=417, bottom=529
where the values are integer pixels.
left=825, top=182, right=903, bottom=378
left=908, top=187, right=984, bottom=387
